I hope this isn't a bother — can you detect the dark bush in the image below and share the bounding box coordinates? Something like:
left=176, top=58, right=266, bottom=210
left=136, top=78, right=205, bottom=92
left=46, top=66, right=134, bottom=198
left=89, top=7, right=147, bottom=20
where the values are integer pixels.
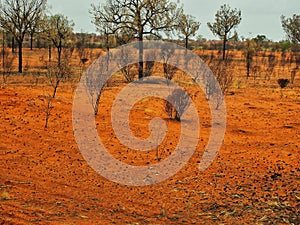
left=277, top=79, right=289, bottom=88
left=165, top=89, right=190, bottom=121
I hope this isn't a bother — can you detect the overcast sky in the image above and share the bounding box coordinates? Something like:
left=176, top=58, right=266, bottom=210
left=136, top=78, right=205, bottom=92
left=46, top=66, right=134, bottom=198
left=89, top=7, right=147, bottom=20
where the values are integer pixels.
left=47, top=0, right=300, bottom=41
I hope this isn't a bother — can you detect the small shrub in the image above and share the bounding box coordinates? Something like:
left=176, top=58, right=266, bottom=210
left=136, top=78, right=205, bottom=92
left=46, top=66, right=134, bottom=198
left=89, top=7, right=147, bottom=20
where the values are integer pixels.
left=165, top=89, right=190, bottom=121
left=277, top=79, right=289, bottom=88
left=119, top=47, right=137, bottom=82
left=277, top=78, right=290, bottom=98
left=161, top=45, right=178, bottom=82
left=1, top=48, right=15, bottom=86
left=2, top=191, right=10, bottom=200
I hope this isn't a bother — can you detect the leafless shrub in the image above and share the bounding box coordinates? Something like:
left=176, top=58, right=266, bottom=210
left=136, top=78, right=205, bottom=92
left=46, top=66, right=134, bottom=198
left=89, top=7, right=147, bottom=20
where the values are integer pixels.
left=265, top=54, right=277, bottom=80
left=252, top=65, right=261, bottom=80
left=121, top=63, right=136, bottom=82
left=43, top=51, right=73, bottom=128
left=280, top=52, right=287, bottom=74
left=33, top=70, right=45, bottom=86
left=143, top=50, right=157, bottom=77
left=202, top=70, right=224, bottom=110
left=118, top=47, right=137, bottom=82
left=203, top=52, right=232, bottom=110
left=165, top=89, right=190, bottom=121
left=208, top=53, right=234, bottom=95
left=144, top=61, right=155, bottom=77
left=189, top=57, right=205, bottom=83
left=165, top=99, right=173, bottom=119
left=1, top=48, right=15, bottom=86
left=86, top=54, right=110, bottom=116
left=290, top=66, right=298, bottom=84
left=242, top=39, right=257, bottom=79
left=290, top=53, right=300, bottom=84
left=161, top=44, right=178, bottom=83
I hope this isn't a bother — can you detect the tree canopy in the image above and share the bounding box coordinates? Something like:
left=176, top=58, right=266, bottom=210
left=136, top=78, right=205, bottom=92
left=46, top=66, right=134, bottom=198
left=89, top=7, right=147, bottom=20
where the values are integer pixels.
left=207, top=4, right=241, bottom=60
left=90, top=0, right=183, bottom=78
left=177, top=14, right=200, bottom=49
left=281, top=14, right=300, bottom=44
left=0, top=0, right=47, bottom=72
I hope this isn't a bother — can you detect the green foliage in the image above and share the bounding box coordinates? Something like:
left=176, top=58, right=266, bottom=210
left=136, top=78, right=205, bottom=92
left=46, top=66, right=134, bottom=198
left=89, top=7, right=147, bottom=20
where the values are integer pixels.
left=207, top=4, right=242, bottom=40
left=207, top=4, right=242, bottom=60
left=281, top=14, right=300, bottom=44
left=279, top=41, right=293, bottom=52
left=42, top=14, right=75, bottom=49
left=90, top=0, right=183, bottom=41
left=2, top=191, right=10, bottom=200
left=41, top=14, right=75, bottom=66
left=177, top=14, right=201, bottom=49
left=90, top=0, right=184, bottom=78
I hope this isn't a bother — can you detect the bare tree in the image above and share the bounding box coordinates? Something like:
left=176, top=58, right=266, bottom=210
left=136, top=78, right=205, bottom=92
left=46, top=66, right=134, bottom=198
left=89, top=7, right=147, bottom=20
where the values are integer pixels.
left=86, top=54, right=111, bottom=116
left=0, top=0, right=47, bottom=73
left=90, top=0, right=183, bottom=79
left=43, top=50, right=73, bottom=128
left=242, top=38, right=257, bottom=79
left=161, top=44, right=178, bottom=83
left=207, top=4, right=241, bottom=60
left=265, top=54, right=277, bottom=80
left=39, top=14, right=74, bottom=128
left=207, top=51, right=234, bottom=95
left=28, top=14, right=42, bottom=50
left=177, top=14, right=200, bottom=49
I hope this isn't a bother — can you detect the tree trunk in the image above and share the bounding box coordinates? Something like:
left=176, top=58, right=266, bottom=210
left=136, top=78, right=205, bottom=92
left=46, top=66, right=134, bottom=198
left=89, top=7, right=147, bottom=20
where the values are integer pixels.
left=222, top=36, right=227, bottom=60
left=18, top=41, right=23, bottom=73
left=58, top=41, right=62, bottom=67
left=58, top=47, right=62, bottom=67
left=30, top=33, right=34, bottom=50
left=105, top=34, right=110, bottom=72
left=174, top=110, right=181, bottom=122
left=246, top=54, right=251, bottom=79
left=138, top=37, right=144, bottom=79
left=185, top=36, right=189, bottom=49
left=2, top=31, right=5, bottom=69
left=48, top=45, right=52, bottom=62
left=12, top=37, right=15, bottom=53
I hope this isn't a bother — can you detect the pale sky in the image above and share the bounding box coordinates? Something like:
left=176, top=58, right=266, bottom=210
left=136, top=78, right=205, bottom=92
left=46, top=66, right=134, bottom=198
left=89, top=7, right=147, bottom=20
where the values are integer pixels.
left=47, top=0, right=300, bottom=41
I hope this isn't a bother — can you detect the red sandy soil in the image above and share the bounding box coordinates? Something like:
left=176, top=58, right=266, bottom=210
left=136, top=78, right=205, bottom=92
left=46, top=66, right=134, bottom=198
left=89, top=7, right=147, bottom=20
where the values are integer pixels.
left=0, top=49, right=300, bottom=224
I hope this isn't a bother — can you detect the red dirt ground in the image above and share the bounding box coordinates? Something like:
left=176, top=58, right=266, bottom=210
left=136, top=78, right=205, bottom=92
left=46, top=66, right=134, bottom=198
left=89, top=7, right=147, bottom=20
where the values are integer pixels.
left=0, top=49, right=299, bottom=224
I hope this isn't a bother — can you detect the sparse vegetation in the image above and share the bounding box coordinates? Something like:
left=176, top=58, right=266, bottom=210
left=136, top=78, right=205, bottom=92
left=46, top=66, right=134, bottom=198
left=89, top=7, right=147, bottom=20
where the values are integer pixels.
left=0, top=2, right=299, bottom=225
left=165, top=88, right=190, bottom=121
left=2, top=191, right=10, bottom=200
left=1, top=46, right=15, bottom=86
left=43, top=50, right=73, bottom=128
left=278, top=78, right=289, bottom=88
left=277, top=78, right=290, bottom=98
left=0, top=0, right=47, bottom=73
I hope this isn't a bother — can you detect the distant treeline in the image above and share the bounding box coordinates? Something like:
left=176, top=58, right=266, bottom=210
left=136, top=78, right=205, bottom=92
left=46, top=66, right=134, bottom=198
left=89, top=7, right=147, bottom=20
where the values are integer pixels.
left=3, top=32, right=299, bottom=53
